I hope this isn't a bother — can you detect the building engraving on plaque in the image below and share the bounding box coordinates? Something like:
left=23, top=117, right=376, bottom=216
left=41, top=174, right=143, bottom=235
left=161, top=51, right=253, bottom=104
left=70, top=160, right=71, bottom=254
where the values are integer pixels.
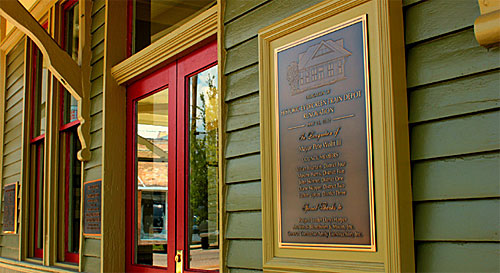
left=83, top=179, right=101, bottom=236
left=276, top=15, right=375, bottom=250
left=3, top=182, right=18, bottom=234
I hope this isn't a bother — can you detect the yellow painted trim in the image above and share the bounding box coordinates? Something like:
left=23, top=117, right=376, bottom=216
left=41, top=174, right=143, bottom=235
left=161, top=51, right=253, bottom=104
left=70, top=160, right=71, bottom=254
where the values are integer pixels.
left=111, top=5, right=218, bottom=85
left=217, top=0, right=226, bottom=272
left=474, top=0, right=500, bottom=48
left=259, top=0, right=414, bottom=272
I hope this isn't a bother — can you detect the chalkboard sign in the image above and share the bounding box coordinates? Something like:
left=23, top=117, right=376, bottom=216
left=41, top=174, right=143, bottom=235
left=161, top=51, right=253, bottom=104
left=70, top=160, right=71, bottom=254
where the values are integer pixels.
left=83, top=179, right=101, bottom=236
left=3, top=182, right=18, bottom=234
left=275, top=15, right=375, bottom=250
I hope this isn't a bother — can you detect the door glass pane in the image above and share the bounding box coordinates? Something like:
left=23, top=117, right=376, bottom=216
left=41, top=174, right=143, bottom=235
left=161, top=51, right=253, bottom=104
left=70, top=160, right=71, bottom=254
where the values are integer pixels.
left=187, top=65, right=219, bottom=270
left=135, top=88, right=169, bottom=267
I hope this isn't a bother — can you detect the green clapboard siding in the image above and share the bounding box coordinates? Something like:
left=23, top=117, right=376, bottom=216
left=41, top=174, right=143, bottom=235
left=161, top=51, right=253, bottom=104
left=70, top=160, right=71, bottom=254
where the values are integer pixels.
left=406, top=28, right=500, bottom=88
left=224, top=0, right=324, bottom=49
left=226, top=154, right=261, bottom=183
left=225, top=64, right=259, bottom=102
left=226, top=212, right=262, bottom=239
left=410, top=110, right=500, bottom=160
left=405, top=0, right=479, bottom=45
left=225, top=38, right=258, bottom=75
left=415, top=242, right=500, bottom=273
left=414, top=199, right=500, bottom=241
left=81, top=1, right=105, bottom=269
left=405, top=0, right=500, bottom=271
left=224, top=0, right=268, bottom=23
left=0, top=40, right=24, bottom=255
left=227, top=240, right=263, bottom=270
left=226, top=181, right=262, bottom=212
left=227, top=93, right=260, bottom=132
left=412, top=152, right=500, bottom=201
left=225, top=126, right=260, bottom=159
left=229, top=269, right=263, bottom=273
left=409, top=70, right=500, bottom=123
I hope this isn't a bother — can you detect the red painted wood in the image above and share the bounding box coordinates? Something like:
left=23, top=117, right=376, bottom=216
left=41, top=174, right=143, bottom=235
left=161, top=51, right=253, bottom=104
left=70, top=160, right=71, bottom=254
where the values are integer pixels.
left=126, top=39, right=217, bottom=273
left=176, top=40, right=217, bottom=273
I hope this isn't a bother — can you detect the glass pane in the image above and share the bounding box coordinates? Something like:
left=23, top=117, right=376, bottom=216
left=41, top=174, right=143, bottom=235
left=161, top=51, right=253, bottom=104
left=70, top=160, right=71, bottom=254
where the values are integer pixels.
left=35, top=143, right=44, bottom=252
left=135, top=88, right=169, bottom=267
left=62, top=91, right=78, bottom=124
left=65, top=2, right=79, bottom=61
left=33, top=49, right=48, bottom=137
left=58, top=128, right=81, bottom=262
left=187, top=65, right=219, bottom=270
left=132, top=0, right=215, bottom=53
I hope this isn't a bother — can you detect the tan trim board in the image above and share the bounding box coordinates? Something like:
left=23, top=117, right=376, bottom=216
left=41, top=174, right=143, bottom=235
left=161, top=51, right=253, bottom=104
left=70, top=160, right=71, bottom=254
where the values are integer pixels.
left=111, top=5, right=218, bottom=85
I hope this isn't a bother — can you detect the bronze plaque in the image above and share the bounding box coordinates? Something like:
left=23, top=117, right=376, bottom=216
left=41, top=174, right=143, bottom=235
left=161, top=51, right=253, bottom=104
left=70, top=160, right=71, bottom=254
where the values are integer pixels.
left=3, top=182, right=18, bottom=234
left=276, top=15, right=375, bottom=250
left=83, top=179, right=101, bottom=236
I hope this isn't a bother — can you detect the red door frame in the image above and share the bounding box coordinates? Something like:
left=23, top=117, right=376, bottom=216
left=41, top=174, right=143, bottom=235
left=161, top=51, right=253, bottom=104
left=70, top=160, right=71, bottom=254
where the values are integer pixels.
left=126, top=40, right=217, bottom=273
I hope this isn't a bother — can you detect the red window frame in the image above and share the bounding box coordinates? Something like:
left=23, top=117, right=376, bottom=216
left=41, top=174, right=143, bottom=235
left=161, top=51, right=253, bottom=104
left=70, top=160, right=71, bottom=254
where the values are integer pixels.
left=59, top=0, right=81, bottom=264
left=126, top=40, right=217, bottom=273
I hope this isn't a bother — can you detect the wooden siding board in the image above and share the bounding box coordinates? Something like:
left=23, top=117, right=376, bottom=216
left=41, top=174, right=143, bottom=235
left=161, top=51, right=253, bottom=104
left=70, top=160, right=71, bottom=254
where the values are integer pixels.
left=5, top=90, right=23, bottom=112
left=84, top=165, right=101, bottom=182
left=224, top=0, right=268, bottom=23
left=409, top=70, right=500, bottom=123
left=91, top=26, right=105, bottom=49
left=82, top=256, right=101, bottom=273
left=90, top=129, right=102, bottom=150
left=410, top=110, right=500, bottom=160
left=3, top=138, right=21, bottom=156
left=225, top=64, right=259, bottom=101
left=90, top=93, right=103, bottom=115
left=6, top=55, right=23, bottom=77
left=3, top=148, right=21, bottom=167
left=226, top=154, right=261, bottom=183
left=91, top=7, right=105, bottom=33
left=5, top=67, right=23, bottom=91
left=0, top=247, right=18, bottom=260
left=227, top=240, right=263, bottom=269
left=4, top=100, right=23, bottom=122
left=226, top=181, right=262, bottom=211
left=415, top=242, right=500, bottom=273
left=403, top=0, right=426, bottom=7
left=224, top=0, right=324, bottom=49
left=5, top=77, right=24, bottom=101
left=84, top=147, right=102, bottom=170
left=225, top=126, right=260, bottom=159
left=226, top=93, right=259, bottom=132
left=404, top=0, right=479, bottom=45
left=229, top=269, right=262, bottom=273
left=225, top=38, right=258, bottom=75
left=91, top=42, right=105, bottom=65
left=414, top=199, right=500, bottom=241
left=2, top=161, right=20, bottom=179
left=91, top=59, right=104, bottom=81
left=412, top=152, right=500, bottom=201
left=83, top=238, right=101, bottom=257
left=6, top=43, right=23, bottom=66
left=91, top=76, right=104, bottom=98
left=227, top=212, right=262, bottom=239
left=3, top=113, right=21, bottom=135
left=92, top=0, right=105, bottom=16
left=0, top=236, right=19, bottom=248
left=406, top=28, right=500, bottom=88
left=3, top=125, right=21, bottom=144
left=90, top=112, right=103, bottom=133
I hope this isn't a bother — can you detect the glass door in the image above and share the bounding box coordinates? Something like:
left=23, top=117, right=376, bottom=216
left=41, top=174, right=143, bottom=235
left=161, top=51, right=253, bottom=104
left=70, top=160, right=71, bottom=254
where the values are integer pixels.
left=126, top=40, right=218, bottom=273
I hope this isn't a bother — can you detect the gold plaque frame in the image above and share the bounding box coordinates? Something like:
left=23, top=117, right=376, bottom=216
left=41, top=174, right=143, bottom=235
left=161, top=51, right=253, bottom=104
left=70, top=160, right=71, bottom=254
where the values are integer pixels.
left=259, top=0, right=414, bottom=272
left=275, top=15, right=376, bottom=251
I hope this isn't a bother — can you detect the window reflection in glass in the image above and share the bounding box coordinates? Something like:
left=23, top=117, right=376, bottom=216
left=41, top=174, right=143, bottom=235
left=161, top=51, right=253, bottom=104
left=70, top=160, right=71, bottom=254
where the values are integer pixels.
left=135, top=88, right=169, bottom=267
left=187, top=65, right=219, bottom=270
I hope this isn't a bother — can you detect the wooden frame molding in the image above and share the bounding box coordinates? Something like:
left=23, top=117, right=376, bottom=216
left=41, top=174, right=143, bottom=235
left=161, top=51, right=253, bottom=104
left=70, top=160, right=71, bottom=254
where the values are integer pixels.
left=111, top=5, right=217, bottom=85
left=474, top=0, right=500, bottom=48
left=0, top=0, right=92, bottom=161
left=259, top=0, right=414, bottom=272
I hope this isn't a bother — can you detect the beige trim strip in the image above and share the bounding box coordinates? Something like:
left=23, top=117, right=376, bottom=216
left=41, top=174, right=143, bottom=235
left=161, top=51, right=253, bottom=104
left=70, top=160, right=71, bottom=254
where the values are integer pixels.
left=111, top=5, right=217, bottom=85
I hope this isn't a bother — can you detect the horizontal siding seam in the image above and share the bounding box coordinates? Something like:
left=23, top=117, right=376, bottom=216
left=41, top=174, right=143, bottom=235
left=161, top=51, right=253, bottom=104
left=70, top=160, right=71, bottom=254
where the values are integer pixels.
left=226, top=122, right=261, bottom=134
left=405, top=25, right=473, bottom=47
left=407, top=68, right=500, bottom=93
left=411, top=149, right=500, bottom=163
left=224, top=0, right=272, bottom=25
left=224, top=152, right=261, bottom=162
left=224, top=34, right=258, bottom=52
left=225, top=90, right=259, bottom=104
left=224, top=61, right=259, bottom=77
left=409, top=106, right=500, bottom=126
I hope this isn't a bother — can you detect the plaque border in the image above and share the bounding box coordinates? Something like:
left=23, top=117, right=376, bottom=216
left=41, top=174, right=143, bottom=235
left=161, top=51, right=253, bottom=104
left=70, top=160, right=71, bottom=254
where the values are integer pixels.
left=83, top=179, right=102, bottom=237
left=3, top=182, right=18, bottom=234
left=274, top=15, right=375, bottom=252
